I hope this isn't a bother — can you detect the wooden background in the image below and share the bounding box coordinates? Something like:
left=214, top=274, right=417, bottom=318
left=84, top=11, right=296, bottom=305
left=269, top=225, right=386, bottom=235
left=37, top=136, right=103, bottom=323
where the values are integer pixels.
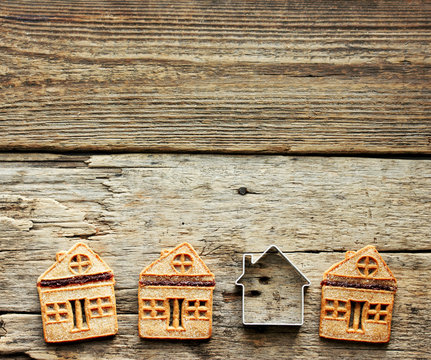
left=0, top=0, right=430, bottom=359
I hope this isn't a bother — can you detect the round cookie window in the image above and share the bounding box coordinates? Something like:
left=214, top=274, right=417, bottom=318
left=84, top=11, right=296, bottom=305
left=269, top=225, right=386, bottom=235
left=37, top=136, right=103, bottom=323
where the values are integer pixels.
left=171, top=253, right=194, bottom=274
left=356, top=256, right=378, bottom=277
left=69, top=254, right=92, bottom=275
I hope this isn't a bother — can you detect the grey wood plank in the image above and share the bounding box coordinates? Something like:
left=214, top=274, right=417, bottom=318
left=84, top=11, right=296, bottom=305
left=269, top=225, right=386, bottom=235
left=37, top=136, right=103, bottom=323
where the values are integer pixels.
left=0, top=153, right=430, bottom=358
left=1, top=0, right=431, bottom=154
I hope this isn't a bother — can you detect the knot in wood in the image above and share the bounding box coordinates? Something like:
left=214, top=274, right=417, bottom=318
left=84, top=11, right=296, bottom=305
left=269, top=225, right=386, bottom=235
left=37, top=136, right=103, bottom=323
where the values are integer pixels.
left=237, top=187, right=248, bottom=196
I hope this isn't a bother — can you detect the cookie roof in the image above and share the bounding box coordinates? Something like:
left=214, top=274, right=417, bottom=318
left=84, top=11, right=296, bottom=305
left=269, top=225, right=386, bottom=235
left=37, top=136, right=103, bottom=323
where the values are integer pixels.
left=38, top=242, right=113, bottom=282
left=140, top=242, right=214, bottom=278
left=323, top=245, right=396, bottom=283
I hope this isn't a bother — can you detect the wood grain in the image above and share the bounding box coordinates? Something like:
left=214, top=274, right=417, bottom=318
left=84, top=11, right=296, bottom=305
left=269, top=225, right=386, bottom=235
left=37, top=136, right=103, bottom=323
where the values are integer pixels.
left=1, top=0, right=431, bottom=154
left=0, top=153, right=430, bottom=358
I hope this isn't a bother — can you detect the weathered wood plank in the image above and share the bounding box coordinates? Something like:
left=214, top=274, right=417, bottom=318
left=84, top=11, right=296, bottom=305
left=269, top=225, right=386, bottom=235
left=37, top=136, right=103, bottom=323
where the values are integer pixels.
left=0, top=153, right=429, bottom=255
left=1, top=312, right=428, bottom=360
left=0, top=153, right=430, bottom=358
left=1, top=252, right=430, bottom=359
left=1, top=0, right=431, bottom=154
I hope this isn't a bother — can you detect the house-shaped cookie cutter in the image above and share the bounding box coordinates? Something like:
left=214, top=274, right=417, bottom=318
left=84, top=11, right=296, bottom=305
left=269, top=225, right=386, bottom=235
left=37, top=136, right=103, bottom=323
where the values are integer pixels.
left=235, top=245, right=310, bottom=326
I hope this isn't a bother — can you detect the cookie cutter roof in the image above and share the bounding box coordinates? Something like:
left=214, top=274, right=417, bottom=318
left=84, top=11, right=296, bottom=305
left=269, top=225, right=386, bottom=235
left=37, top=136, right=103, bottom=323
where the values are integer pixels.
left=235, top=245, right=310, bottom=326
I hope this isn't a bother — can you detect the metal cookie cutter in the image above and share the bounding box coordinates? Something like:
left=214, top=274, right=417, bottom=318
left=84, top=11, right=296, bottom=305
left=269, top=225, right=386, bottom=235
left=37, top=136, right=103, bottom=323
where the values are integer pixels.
left=235, top=245, right=310, bottom=326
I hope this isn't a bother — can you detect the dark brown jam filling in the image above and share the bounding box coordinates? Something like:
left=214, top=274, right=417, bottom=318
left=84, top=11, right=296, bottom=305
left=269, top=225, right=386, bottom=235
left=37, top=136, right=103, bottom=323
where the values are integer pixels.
left=140, top=280, right=216, bottom=287
left=321, top=279, right=397, bottom=292
left=39, top=272, right=113, bottom=288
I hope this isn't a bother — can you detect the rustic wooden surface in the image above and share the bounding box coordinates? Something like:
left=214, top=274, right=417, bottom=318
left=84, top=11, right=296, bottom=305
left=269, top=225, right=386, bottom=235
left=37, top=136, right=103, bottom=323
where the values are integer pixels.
left=1, top=0, right=431, bottom=154
left=1, top=0, right=430, bottom=357
left=0, top=154, right=430, bottom=359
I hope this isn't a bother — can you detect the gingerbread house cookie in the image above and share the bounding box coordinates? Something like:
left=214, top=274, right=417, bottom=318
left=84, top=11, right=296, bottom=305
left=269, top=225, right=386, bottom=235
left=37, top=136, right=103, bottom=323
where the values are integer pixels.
left=37, top=243, right=118, bottom=343
left=138, top=242, right=215, bottom=339
left=320, top=245, right=397, bottom=343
